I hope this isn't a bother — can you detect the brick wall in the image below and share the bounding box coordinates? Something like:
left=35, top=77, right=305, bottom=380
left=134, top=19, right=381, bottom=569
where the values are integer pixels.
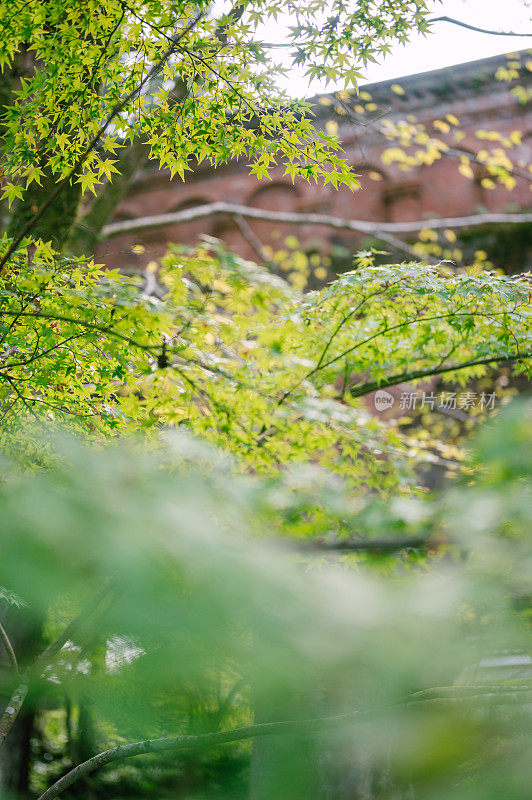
left=96, top=52, right=532, bottom=273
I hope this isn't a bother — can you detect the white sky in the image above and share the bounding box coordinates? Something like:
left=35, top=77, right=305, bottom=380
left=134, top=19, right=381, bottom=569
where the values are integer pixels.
left=267, top=0, right=532, bottom=96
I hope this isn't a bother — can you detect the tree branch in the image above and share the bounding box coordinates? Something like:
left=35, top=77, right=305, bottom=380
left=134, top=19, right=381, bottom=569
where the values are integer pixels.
left=303, top=536, right=430, bottom=552
left=431, top=16, right=532, bottom=38
left=0, top=581, right=112, bottom=747
left=0, top=310, right=159, bottom=353
left=350, top=351, right=532, bottom=399
left=36, top=683, right=532, bottom=800
left=36, top=711, right=363, bottom=800
left=101, top=203, right=532, bottom=246
left=315, top=310, right=513, bottom=374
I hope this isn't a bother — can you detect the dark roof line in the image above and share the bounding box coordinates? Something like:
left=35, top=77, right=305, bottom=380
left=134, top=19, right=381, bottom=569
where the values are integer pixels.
left=310, top=48, right=530, bottom=110
left=359, top=48, right=528, bottom=93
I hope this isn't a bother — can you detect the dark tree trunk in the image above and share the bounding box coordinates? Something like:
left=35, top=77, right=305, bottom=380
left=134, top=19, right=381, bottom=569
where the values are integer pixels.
left=0, top=604, right=42, bottom=797
left=0, top=711, right=35, bottom=798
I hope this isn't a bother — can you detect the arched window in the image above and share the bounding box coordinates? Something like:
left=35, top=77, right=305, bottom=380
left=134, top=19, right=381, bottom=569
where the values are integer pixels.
left=242, top=182, right=301, bottom=254
left=247, top=182, right=300, bottom=212
left=167, top=196, right=210, bottom=214
left=382, top=180, right=422, bottom=223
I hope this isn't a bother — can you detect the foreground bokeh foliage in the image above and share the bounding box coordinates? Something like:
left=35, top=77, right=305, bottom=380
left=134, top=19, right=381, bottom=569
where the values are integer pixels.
left=0, top=400, right=530, bottom=799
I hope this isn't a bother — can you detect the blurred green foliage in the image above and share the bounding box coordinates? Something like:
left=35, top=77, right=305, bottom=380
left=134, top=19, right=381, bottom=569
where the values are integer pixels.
left=0, top=400, right=530, bottom=800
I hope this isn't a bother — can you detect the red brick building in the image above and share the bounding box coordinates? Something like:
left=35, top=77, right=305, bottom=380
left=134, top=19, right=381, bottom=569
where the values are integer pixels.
left=97, top=51, right=532, bottom=273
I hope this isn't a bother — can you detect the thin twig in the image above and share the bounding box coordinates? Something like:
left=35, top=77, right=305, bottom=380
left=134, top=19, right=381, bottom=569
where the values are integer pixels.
left=232, top=214, right=270, bottom=264
left=0, top=621, right=18, bottom=670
